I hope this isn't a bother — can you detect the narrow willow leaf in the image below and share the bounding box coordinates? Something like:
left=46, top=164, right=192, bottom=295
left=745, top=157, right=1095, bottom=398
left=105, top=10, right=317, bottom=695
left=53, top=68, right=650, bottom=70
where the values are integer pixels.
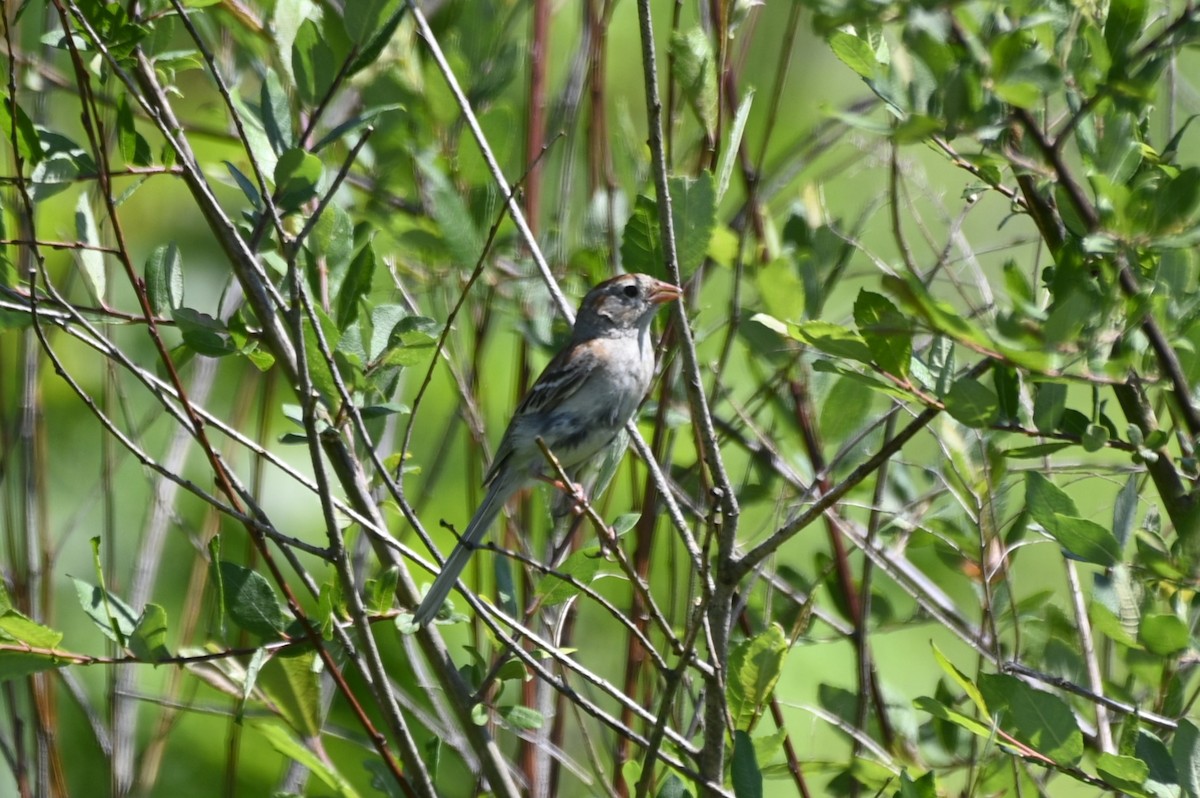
left=256, top=722, right=361, bottom=798
left=717, top=90, right=754, bottom=203
left=260, top=68, right=293, bottom=155
left=335, top=242, right=375, bottom=330
left=74, top=193, right=106, bottom=301
left=144, top=242, right=183, bottom=315
left=0, top=96, right=41, bottom=166
left=731, top=730, right=763, bottom=798
left=116, top=93, right=152, bottom=167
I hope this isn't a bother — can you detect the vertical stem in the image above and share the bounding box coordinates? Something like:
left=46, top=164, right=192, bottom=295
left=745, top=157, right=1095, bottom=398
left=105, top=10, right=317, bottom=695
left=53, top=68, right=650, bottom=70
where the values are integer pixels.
left=525, top=0, right=550, bottom=237
left=633, top=0, right=740, bottom=789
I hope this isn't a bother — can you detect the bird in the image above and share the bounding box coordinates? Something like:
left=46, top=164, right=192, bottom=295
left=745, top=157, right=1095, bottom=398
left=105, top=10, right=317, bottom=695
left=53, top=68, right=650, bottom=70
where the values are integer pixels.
left=411, top=273, right=680, bottom=627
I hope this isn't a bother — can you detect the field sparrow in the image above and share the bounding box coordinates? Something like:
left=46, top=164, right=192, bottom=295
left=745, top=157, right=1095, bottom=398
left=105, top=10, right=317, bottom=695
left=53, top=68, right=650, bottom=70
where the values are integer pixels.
left=412, top=273, right=680, bottom=627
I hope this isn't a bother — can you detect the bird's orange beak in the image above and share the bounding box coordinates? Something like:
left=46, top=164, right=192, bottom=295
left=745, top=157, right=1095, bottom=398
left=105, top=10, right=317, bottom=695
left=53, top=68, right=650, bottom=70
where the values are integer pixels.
left=648, top=279, right=682, bottom=304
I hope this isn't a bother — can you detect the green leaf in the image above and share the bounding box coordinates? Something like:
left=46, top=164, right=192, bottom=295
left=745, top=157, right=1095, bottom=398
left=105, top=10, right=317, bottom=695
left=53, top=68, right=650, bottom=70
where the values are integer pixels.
left=1108, top=472, right=1137, bottom=547
left=301, top=306, right=342, bottom=404
left=671, top=27, right=718, bottom=137
left=977, top=673, right=1083, bottom=765
left=1105, top=0, right=1147, bottom=62
left=621, top=194, right=663, bottom=277
left=172, top=307, right=236, bottom=357
left=829, top=30, right=878, bottom=78
left=259, top=650, right=321, bottom=738
left=755, top=258, right=805, bottom=325
left=0, top=96, right=42, bottom=166
left=1002, top=442, right=1071, bottom=459
left=416, top=152, right=483, bottom=267
left=260, top=69, right=293, bottom=156
left=343, top=0, right=401, bottom=44
left=1139, top=614, right=1190, bottom=656
left=913, top=696, right=994, bottom=738
left=347, top=0, right=406, bottom=74
left=217, top=561, right=286, bottom=640
left=656, top=775, right=692, bottom=798
left=1136, top=730, right=1181, bottom=796
left=896, top=770, right=938, bottom=798
left=74, top=193, right=106, bottom=301
left=792, top=321, right=874, bottom=364
left=116, top=94, right=152, bottom=167
left=884, top=273, right=994, bottom=353
left=1050, top=515, right=1121, bottom=566
left=0, top=608, right=63, bottom=649
left=291, top=17, right=338, bottom=107
left=224, top=161, right=263, bottom=209
left=931, top=643, right=990, bottom=719
left=731, top=730, right=763, bottom=798
left=1024, top=472, right=1079, bottom=533
left=1082, top=422, right=1109, bottom=452
left=499, top=705, right=544, bottom=731
left=1171, top=719, right=1200, bottom=798
left=72, top=578, right=139, bottom=645
left=717, top=90, right=754, bottom=203
left=145, top=243, right=183, bottom=315
left=311, top=104, right=404, bottom=152
left=374, top=315, right=439, bottom=369
left=129, top=603, right=170, bottom=661
left=537, top=547, right=604, bottom=607
left=853, top=290, right=911, bottom=378
left=0, top=648, right=65, bottom=682
left=820, top=376, right=876, bottom=442
left=1097, top=753, right=1150, bottom=794
left=670, top=173, right=716, bottom=277
left=727, top=625, right=788, bottom=732
left=943, top=377, right=998, bottom=428
left=256, top=722, right=361, bottom=798
left=308, top=203, right=354, bottom=281
left=273, top=148, right=322, bottom=211
left=1032, top=382, right=1067, bottom=433
left=334, top=241, right=375, bottom=331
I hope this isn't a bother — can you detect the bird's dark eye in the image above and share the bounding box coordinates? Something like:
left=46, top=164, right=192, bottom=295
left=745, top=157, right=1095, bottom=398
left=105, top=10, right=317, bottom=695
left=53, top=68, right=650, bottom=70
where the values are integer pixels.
left=622, top=284, right=639, bottom=298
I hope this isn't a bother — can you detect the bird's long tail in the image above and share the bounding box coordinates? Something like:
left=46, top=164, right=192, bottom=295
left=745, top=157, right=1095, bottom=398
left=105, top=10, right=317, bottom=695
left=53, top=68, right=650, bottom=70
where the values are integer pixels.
left=411, top=473, right=518, bottom=627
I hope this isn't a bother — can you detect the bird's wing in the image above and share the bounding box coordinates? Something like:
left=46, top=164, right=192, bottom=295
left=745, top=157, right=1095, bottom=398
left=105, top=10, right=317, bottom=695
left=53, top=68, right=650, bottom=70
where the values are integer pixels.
left=512, top=341, right=600, bottom=415
left=482, top=342, right=603, bottom=486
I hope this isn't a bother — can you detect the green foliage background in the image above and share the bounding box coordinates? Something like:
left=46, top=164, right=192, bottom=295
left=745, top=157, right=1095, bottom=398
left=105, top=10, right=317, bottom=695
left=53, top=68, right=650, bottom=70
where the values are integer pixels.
left=3, top=0, right=1200, bottom=796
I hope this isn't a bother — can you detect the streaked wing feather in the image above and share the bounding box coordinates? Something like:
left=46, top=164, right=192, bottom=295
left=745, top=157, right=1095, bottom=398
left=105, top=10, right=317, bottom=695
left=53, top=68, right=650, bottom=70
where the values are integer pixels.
left=482, top=345, right=600, bottom=486
left=514, top=345, right=599, bottom=415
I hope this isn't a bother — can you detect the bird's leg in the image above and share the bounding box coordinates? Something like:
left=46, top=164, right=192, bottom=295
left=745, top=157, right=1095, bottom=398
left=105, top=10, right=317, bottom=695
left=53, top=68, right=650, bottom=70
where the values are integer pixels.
left=535, top=473, right=588, bottom=514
